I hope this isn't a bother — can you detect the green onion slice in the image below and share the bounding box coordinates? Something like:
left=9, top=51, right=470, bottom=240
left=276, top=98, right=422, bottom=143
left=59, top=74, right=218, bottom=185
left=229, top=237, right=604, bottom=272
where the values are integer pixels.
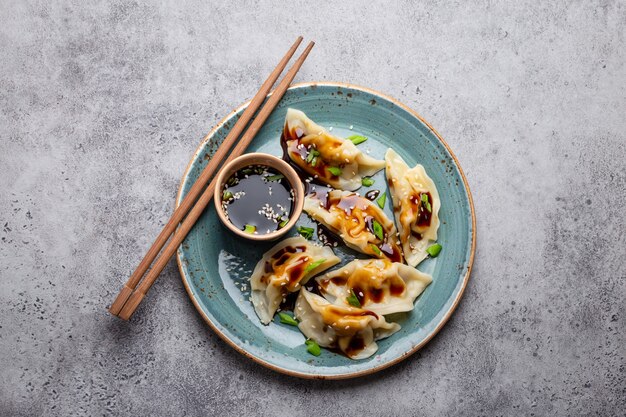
left=376, top=192, right=386, bottom=209
left=306, top=149, right=320, bottom=164
left=297, top=225, right=315, bottom=240
left=421, top=193, right=432, bottom=212
left=328, top=166, right=342, bottom=176
left=361, top=177, right=375, bottom=187
left=426, top=243, right=442, bottom=257
left=305, top=339, right=321, bottom=356
left=243, top=224, right=256, bottom=234
left=372, top=219, right=384, bottom=240
left=278, top=312, right=298, bottom=326
left=346, top=290, right=361, bottom=308
left=347, top=135, right=368, bottom=145
left=265, top=174, right=284, bottom=182
left=304, top=258, right=326, bottom=274
left=222, top=190, right=233, bottom=201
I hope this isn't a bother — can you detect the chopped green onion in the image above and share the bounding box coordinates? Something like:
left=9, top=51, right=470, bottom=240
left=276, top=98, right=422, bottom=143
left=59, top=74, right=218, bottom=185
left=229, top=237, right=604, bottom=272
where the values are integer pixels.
left=278, top=312, right=298, bottom=326
left=372, top=219, right=384, bottom=240
left=241, top=168, right=253, bottom=175
left=297, top=225, right=315, bottom=240
left=226, top=176, right=238, bottom=186
left=278, top=218, right=289, bottom=228
left=347, top=135, right=368, bottom=145
left=222, top=190, right=233, bottom=201
left=304, top=258, right=326, bottom=274
left=305, top=339, right=321, bottom=356
left=426, top=243, right=442, bottom=258
left=370, top=244, right=382, bottom=256
left=311, top=156, right=318, bottom=167
left=243, top=224, right=256, bottom=234
left=421, top=193, right=432, bottom=213
left=306, top=149, right=320, bottom=164
left=328, top=166, right=342, bottom=176
left=376, top=192, right=386, bottom=209
left=361, top=177, right=375, bottom=187
left=346, top=289, right=361, bottom=308
left=265, top=174, right=284, bottom=182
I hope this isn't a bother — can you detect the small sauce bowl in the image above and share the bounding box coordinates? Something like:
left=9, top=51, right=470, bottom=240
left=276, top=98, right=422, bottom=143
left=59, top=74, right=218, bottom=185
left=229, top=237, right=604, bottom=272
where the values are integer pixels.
left=213, top=153, right=304, bottom=241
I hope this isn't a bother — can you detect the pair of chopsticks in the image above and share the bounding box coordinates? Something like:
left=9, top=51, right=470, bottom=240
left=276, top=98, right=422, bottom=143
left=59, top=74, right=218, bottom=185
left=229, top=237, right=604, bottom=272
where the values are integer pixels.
left=109, top=36, right=314, bottom=320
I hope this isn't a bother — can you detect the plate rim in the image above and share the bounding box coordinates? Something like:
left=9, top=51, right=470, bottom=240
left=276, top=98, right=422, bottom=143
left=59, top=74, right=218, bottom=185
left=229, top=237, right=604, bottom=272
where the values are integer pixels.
left=175, top=81, right=477, bottom=379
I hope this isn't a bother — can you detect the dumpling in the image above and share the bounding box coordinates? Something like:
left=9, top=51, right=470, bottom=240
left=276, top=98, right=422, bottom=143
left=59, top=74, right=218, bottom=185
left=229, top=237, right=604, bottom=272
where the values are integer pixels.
left=294, top=288, right=400, bottom=360
left=316, top=259, right=432, bottom=315
left=304, top=189, right=403, bottom=262
left=282, top=108, right=384, bottom=190
left=385, top=149, right=441, bottom=267
left=250, top=236, right=340, bottom=324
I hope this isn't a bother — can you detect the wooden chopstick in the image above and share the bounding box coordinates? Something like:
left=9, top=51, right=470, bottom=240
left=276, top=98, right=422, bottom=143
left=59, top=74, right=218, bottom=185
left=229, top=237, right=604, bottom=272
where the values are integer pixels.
left=108, top=37, right=304, bottom=316
left=117, top=41, right=315, bottom=320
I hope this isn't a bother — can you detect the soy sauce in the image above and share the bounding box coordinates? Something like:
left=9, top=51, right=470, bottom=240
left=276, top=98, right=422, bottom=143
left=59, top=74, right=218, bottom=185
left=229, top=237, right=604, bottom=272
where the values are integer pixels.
left=221, top=165, right=294, bottom=234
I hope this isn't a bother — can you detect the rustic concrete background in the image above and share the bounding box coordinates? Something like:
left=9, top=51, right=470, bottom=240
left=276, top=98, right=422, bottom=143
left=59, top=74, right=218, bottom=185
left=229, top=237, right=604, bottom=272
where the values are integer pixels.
left=1, top=1, right=624, bottom=416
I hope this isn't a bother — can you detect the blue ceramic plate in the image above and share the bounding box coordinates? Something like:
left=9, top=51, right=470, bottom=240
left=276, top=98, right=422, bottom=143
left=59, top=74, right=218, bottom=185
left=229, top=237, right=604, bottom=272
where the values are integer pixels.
left=176, top=83, right=475, bottom=379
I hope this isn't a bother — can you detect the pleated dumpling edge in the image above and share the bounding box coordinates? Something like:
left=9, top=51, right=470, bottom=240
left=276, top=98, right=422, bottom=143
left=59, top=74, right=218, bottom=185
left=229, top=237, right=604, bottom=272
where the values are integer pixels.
left=385, top=148, right=441, bottom=267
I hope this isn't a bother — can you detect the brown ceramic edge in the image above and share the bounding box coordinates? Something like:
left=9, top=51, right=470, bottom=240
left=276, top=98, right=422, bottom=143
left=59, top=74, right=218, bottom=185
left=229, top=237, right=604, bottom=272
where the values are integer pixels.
left=175, top=81, right=477, bottom=380
left=212, top=153, right=304, bottom=241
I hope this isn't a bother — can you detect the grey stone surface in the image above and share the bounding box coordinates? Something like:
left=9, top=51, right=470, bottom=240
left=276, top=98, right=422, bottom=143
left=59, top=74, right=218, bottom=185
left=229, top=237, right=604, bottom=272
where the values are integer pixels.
left=1, top=0, right=624, bottom=415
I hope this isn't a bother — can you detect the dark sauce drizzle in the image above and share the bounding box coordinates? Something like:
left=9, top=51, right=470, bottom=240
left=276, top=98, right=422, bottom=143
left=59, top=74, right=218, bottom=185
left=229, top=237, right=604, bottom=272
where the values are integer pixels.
left=364, top=189, right=380, bottom=201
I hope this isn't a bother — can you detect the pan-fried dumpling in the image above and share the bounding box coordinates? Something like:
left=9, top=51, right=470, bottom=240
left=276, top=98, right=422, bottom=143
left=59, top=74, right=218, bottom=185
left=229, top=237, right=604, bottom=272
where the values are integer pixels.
left=282, top=108, right=384, bottom=190
left=385, top=149, right=441, bottom=267
left=294, top=288, right=400, bottom=360
left=250, top=236, right=340, bottom=324
left=304, top=189, right=403, bottom=262
left=317, top=259, right=432, bottom=315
